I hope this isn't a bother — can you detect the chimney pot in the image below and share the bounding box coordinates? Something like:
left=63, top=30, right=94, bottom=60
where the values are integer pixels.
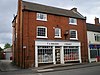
left=95, top=17, right=100, bottom=25
left=71, top=8, right=77, bottom=12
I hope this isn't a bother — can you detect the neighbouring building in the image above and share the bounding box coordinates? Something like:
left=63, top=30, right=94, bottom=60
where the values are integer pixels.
left=12, top=0, right=88, bottom=68
left=87, top=18, right=100, bottom=63
left=3, top=48, right=12, bottom=60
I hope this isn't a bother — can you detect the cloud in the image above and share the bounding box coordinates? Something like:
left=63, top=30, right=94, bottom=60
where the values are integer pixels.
left=0, top=0, right=100, bottom=48
left=0, top=33, right=12, bottom=44
left=0, top=0, right=17, bottom=33
left=76, top=0, right=100, bottom=23
left=0, top=18, right=12, bottom=33
left=0, top=44, right=4, bottom=49
left=0, top=0, right=17, bottom=48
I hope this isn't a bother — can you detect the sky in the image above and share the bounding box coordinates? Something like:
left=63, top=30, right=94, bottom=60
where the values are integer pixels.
left=0, top=0, right=100, bottom=48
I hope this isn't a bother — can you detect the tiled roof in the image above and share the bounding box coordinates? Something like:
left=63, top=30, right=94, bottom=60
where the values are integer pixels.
left=87, top=23, right=100, bottom=32
left=22, top=1, right=85, bottom=19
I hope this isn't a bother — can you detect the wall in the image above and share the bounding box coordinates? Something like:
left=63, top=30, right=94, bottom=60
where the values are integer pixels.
left=20, top=10, right=88, bottom=67
left=87, top=31, right=100, bottom=62
left=5, top=52, right=12, bottom=60
left=87, top=31, right=100, bottom=44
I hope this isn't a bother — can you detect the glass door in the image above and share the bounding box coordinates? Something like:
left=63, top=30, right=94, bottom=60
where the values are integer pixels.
left=55, top=47, right=61, bottom=64
left=97, top=49, right=100, bottom=56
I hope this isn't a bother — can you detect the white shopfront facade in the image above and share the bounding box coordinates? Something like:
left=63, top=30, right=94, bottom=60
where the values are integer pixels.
left=35, top=40, right=81, bottom=67
left=87, top=31, right=100, bottom=62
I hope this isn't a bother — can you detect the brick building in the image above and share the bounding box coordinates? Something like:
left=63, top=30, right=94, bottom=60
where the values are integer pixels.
left=12, top=0, right=88, bottom=68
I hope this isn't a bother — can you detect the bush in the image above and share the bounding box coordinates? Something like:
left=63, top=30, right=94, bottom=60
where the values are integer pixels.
left=0, top=52, right=5, bottom=59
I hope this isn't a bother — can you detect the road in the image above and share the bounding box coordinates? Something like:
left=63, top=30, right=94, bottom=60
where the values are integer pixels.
left=41, top=65, right=100, bottom=75
left=0, top=65, right=100, bottom=75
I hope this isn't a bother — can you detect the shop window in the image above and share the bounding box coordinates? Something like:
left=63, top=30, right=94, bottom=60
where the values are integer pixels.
left=90, top=48, right=100, bottom=58
left=64, top=46, right=79, bottom=62
left=69, top=18, right=77, bottom=25
left=55, top=28, right=61, bottom=38
left=37, top=26, right=47, bottom=38
left=70, top=30, right=78, bottom=40
left=37, top=13, right=47, bottom=21
left=90, top=50, right=97, bottom=58
left=38, top=46, right=53, bottom=63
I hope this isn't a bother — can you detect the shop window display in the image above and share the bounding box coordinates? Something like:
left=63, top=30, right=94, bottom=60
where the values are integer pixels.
left=64, top=46, right=79, bottom=62
left=90, top=48, right=100, bottom=58
left=38, top=46, right=53, bottom=63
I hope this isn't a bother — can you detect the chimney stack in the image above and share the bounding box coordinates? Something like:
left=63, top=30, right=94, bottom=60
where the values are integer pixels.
left=95, top=17, right=100, bottom=26
left=71, top=7, right=77, bottom=12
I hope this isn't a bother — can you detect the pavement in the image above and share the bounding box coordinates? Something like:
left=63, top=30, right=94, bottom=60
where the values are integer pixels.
left=0, top=60, right=100, bottom=73
left=34, top=62, right=100, bottom=73
left=0, top=60, right=20, bottom=72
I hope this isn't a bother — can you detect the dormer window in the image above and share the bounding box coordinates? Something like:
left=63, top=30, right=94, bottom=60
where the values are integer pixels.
left=37, top=13, right=47, bottom=21
left=69, top=18, right=77, bottom=25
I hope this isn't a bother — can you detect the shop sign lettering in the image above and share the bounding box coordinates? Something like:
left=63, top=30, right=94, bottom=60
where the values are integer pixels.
left=47, top=43, right=59, bottom=45
left=64, top=43, right=72, bottom=45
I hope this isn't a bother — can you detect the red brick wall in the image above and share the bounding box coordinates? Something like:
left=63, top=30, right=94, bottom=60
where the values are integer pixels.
left=13, top=7, right=88, bottom=68
left=20, top=11, right=88, bottom=67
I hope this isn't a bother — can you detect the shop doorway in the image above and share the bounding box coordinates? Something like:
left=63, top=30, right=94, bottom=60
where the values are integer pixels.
left=55, top=47, right=61, bottom=64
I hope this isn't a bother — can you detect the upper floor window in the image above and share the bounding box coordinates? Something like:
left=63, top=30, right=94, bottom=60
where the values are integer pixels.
left=94, top=34, right=100, bottom=42
left=37, top=26, right=47, bottom=38
left=37, top=13, right=47, bottom=21
left=69, top=18, right=77, bottom=25
left=55, top=28, right=61, bottom=38
left=70, top=30, right=78, bottom=40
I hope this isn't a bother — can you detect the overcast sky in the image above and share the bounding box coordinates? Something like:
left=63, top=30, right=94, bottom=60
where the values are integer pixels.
left=0, top=0, right=100, bottom=48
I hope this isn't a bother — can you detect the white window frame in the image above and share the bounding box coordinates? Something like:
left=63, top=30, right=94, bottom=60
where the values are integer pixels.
left=70, top=30, right=78, bottom=40
left=94, top=34, right=100, bottom=42
left=37, top=13, right=47, bottom=21
left=90, top=48, right=98, bottom=59
left=64, top=46, right=79, bottom=62
left=54, top=28, right=61, bottom=38
left=69, top=18, right=77, bottom=25
left=37, top=26, right=47, bottom=38
left=38, top=46, right=53, bottom=63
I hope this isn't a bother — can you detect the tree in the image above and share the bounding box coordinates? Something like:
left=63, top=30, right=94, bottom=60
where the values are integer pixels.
left=0, top=47, right=3, bottom=59
left=0, top=47, right=3, bottom=52
left=4, top=43, right=11, bottom=49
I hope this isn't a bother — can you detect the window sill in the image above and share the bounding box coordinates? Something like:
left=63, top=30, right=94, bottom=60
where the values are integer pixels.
left=54, top=36, right=62, bottom=38
left=36, top=19, right=47, bottom=21
left=37, top=36, right=48, bottom=38
left=69, top=23, right=77, bottom=25
left=95, top=41, right=100, bottom=42
left=70, top=38, right=78, bottom=40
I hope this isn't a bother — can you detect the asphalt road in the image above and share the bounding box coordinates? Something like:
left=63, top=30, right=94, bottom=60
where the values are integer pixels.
left=41, top=65, right=100, bottom=75
left=0, top=65, right=100, bottom=75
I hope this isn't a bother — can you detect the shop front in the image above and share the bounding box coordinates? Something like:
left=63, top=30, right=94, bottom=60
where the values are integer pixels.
left=89, top=44, right=100, bottom=62
left=35, top=40, right=81, bottom=67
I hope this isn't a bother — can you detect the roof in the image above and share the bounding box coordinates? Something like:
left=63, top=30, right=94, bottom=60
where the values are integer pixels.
left=86, top=23, right=100, bottom=32
left=12, top=15, right=17, bottom=23
left=22, top=1, right=85, bottom=19
left=4, top=48, right=12, bottom=53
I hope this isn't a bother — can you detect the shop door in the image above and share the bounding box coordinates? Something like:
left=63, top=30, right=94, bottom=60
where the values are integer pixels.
left=55, top=48, right=61, bottom=64
left=97, top=49, right=100, bottom=56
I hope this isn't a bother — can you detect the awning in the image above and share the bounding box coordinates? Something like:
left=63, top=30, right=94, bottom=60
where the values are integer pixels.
left=89, top=44, right=100, bottom=48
